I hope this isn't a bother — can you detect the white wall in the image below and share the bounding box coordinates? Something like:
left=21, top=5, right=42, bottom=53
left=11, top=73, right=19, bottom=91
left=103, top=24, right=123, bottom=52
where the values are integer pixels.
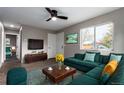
left=5, top=29, right=19, bottom=35
left=0, top=22, right=4, bottom=67
left=21, top=26, right=51, bottom=63
left=59, top=8, right=124, bottom=57
left=0, top=23, right=2, bottom=67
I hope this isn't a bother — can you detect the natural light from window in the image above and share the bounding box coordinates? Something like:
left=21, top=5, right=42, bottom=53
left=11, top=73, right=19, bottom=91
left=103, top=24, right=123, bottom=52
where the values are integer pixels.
left=80, top=23, right=113, bottom=50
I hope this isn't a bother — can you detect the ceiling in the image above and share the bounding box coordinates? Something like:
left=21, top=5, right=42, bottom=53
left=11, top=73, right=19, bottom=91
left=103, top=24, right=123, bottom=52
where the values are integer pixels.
left=0, top=7, right=120, bottom=31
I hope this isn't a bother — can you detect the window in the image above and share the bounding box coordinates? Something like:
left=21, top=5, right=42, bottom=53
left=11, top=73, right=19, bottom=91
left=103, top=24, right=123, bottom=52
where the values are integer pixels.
left=80, top=23, right=113, bottom=50
left=80, top=27, right=94, bottom=49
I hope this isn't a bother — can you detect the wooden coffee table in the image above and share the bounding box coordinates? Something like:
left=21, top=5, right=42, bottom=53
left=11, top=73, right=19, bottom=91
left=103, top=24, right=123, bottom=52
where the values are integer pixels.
left=42, top=65, right=76, bottom=84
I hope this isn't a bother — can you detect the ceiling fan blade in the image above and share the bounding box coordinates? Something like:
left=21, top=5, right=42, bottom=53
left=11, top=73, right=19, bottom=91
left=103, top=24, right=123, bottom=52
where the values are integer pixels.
left=57, top=16, right=68, bottom=20
left=45, top=7, right=52, bottom=14
left=46, top=18, right=51, bottom=21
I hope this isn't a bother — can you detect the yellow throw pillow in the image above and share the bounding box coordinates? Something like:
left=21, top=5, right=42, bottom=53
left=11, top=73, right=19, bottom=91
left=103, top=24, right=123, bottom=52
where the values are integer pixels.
left=102, top=60, right=118, bottom=76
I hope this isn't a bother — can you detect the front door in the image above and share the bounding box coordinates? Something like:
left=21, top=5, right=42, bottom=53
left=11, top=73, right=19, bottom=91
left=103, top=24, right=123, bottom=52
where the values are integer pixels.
left=56, top=32, right=64, bottom=54
left=48, top=33, right=56, bottom=59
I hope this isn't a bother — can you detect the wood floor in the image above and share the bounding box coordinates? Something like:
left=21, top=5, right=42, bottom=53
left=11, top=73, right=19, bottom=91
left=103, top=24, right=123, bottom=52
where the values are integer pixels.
left=0, top=59, right=56, bottom=85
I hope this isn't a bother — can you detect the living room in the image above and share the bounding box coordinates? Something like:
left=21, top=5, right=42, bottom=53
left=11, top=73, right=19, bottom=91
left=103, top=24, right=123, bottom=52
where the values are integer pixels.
left=0, top=4, right=124, bottom=87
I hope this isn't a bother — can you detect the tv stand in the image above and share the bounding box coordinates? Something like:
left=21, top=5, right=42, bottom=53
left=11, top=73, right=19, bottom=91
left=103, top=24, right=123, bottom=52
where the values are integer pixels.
left=24, top=53, right=47, bottom=63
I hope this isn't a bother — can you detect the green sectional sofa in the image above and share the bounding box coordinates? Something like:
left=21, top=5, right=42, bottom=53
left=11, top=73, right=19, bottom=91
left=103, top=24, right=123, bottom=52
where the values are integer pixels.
left=64, top=53, right=124, bottom=85
left=64, top=53, right=106, bottom=72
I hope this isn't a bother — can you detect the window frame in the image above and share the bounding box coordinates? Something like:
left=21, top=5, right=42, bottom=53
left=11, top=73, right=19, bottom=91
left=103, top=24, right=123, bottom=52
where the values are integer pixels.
left=80, top=22, right=114, bottom=51
left=80, top=26, right=95, bottom=50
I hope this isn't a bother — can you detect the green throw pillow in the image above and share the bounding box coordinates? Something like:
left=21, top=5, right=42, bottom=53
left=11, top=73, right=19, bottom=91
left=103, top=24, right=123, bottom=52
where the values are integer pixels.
left=110, top=54, right=122, bottom=62
left=83, top=53, right=96, bottom=62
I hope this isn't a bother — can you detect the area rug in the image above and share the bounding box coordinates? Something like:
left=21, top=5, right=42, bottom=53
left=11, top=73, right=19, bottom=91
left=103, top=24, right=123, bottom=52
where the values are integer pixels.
left=27, top=66, right=84, bottom=85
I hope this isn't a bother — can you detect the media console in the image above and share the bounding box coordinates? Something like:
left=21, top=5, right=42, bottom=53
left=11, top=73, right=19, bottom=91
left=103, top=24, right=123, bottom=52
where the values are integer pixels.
left=24, top=53, right=47, bottom=63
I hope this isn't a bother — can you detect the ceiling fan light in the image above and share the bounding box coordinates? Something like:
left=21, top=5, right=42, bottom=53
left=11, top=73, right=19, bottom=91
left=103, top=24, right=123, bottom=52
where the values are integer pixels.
left=52, top=17, right=57, bottom=21
left=10, top=24, right=14, bottom=28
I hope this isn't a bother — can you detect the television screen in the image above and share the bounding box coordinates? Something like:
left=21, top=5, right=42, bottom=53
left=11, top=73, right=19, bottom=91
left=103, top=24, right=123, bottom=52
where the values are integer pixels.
left=28, top=39, right=44, bottom=50
left=65, top=33, right=78, bottom=44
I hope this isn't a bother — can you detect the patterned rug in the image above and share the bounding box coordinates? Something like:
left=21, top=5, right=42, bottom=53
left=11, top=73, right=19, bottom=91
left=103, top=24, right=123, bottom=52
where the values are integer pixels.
left=27, top=65, right=84, bottom=85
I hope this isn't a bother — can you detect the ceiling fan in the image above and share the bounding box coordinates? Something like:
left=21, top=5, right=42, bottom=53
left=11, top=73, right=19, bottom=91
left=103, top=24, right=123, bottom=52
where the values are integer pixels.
left=45, top=7, right=68, bottom=21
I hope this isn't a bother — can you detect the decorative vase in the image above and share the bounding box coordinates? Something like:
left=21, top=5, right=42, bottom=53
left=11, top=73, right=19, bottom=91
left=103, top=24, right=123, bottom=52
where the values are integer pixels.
left=58, top=61, right=63, bottom=70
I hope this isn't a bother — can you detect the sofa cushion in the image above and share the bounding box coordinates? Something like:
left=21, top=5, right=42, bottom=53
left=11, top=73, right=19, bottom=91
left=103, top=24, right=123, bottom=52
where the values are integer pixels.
left=86, top=51, right=100, bottom=63
left=64, top=57, right=75, bottom=62
left=64, top=57, right=100, bottom=68
left=86, top=65, right=105, bottom=80
left=69, top=74, right=99, bottom=85
left=100, top=55, right=110, bottom=64
left=65, top=57, right=80, bottom=62
left=84, top=53, right=96, bottom=62
left=74, top=53, right=85, bottom=60
left=81, top=60, right=100, bottom=68
left=64, top=61, right=92, bottom=72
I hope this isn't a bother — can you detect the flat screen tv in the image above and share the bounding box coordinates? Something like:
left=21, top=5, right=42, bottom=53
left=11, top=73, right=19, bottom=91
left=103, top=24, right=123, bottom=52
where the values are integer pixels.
left=28, top=39, right=44, bottom=50
left=65, top=33, right=78, bottom=44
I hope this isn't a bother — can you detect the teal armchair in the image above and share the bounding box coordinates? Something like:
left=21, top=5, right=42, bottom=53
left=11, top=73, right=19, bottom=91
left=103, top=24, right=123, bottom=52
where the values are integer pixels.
left=6, top=46, right=12, bottom=59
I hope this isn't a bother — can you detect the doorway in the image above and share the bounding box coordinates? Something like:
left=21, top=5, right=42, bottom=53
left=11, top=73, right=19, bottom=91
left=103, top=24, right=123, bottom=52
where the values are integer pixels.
left=56, top=32, right=64, bottom=54
left=48, top=33, right=56, bottom=59
left=5, top=32, right=21, bottom=62
left=5, top=34, right=17, bottom=61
